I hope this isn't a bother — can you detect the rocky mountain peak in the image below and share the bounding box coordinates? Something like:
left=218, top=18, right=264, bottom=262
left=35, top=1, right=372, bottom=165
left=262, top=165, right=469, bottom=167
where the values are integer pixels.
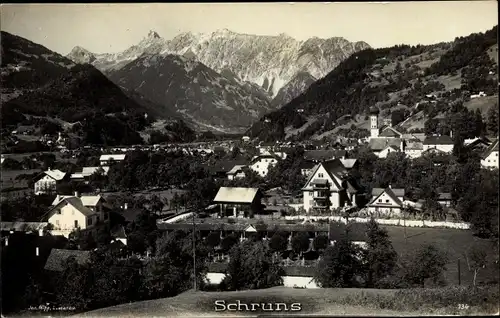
left=147, top=30, right=161, bottom=39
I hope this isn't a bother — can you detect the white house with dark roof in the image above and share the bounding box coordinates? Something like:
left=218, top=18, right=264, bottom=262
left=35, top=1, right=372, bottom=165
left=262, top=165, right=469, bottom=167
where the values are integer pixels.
left=249, top=154, right=280, bottom=177
left=366, top=186, right=405, bottom=217
left=33, top=169, right=68, bottom=195
left=369, top=138, right=404, bottom=158
left=47, top=192, right=109, bottom=236
left=301, top=159, right=359, bottom=213
left=480, top=139, right=499, bottom=169
left=404, top=140, right=424, bottom=159
left=423, top=135, right=454, bottom=153
left=99, top=154, right=126, bottom=166
left=213, top=187, right=264, bottom=218
left=227, top=165, right=247, bottom=180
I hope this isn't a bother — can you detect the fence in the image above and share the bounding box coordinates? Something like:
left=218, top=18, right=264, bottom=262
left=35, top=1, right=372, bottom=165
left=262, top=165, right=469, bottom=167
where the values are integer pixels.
left=284, top=215, right=471, bottom=230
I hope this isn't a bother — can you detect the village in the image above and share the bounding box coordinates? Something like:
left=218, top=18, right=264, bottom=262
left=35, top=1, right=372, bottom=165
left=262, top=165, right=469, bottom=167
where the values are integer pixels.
left=1, top=103, right=499, bottom=298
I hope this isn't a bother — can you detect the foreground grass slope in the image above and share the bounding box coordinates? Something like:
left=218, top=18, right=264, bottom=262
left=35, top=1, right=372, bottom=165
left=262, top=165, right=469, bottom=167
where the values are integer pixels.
left=82, top=286, right=498, bottom=316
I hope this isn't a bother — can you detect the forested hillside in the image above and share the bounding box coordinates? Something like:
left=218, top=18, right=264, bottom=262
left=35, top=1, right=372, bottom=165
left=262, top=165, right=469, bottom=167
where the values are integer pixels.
left=247, top=26, right=498, bottom=141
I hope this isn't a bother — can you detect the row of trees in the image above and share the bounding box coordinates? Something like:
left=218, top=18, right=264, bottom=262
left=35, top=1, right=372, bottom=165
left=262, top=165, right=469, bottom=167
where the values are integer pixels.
left=351, top=147, right=499, bottom=238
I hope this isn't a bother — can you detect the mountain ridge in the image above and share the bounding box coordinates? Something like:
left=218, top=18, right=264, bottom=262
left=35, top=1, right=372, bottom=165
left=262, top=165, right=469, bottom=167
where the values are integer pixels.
left=66, top=29, right=370, bottom=97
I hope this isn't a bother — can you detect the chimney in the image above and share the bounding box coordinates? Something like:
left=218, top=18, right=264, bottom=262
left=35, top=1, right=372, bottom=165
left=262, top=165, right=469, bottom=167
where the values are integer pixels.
left=124, top=202, right=128, bottom=210
left=450, top=130, right=453, bottom=139
left=388, top=184, right=392, bottom=189
left=74, top=191, right=79, bottom=197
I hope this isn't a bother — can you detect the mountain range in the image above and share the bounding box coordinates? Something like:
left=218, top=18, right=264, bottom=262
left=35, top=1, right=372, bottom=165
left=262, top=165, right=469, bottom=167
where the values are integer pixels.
left=67, top=29, right=370, bottom=98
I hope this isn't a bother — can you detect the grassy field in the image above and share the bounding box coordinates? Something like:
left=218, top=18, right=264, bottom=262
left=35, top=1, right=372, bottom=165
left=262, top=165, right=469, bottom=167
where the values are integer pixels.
left=382, top=225, right=499, bottom=286
left=1, top=169, right=41, bottom=189
left=81, top=285, right=498, bottom=317
left=465, top=95, right=498, bottom=114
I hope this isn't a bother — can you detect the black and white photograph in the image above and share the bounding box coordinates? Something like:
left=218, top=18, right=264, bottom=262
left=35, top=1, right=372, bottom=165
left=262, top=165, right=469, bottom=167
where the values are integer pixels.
left=0, top=2, right=499, bottom=316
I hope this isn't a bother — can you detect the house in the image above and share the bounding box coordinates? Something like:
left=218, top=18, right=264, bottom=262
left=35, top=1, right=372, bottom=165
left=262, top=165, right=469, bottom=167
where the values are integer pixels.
left=366, top=186, right=405, bottom=217
left=33, top=169, right=68, bottom=195
left=480, top=139, right=499, bottom=169
left=206, top=160, right=248, bottom=179
left=227, top=165, right=247, bottom=180
left=464, top=137, right=491, bottom=151
left=71, top=166, right=110, bottom=182
left=300, top=161, right=317, bottom=177
left=369, top=138, right=404, bottom=158
left=213, top=187, right=264, bottom=218
left=301, top=159, right=359, bottom=213
left=1, top=222, right=48, bottom=249
left=379, top=126, right=403, bottom=139
left=249, top=154, right=280, bottom=177
left=437, top=193, right=452, bottom=207
left=47, top=192, right=109, bottom=235
left=304, top=150, right=347, bottom=162
left=99, top=154, right=126, bottom=166
left=404, top=140, right=424, bottom=159
left=423, top=135, right=454, bottom=153
left=44, top=249, right=91, bottom=272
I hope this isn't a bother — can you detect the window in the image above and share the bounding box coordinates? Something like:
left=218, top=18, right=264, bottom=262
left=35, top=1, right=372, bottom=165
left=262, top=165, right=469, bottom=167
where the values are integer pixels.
left=378, top=199, right=382, bottom=202
left=56, top=220, right=60, bottom=227
left=318, top=173, right=324, bottom=178
left=386, top=199, right=389, bottom=203
left=74, top=220, right=79, bottom=228
left=87, top=218, right=92, bottom=226
left=96, top=216, right=100, bottom=223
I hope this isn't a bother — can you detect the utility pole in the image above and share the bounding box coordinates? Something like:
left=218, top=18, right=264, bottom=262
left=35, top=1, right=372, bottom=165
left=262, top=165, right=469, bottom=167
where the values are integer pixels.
left=458, top=258, right=461, bottom=286
left=192, top=208, right=197, bottom=291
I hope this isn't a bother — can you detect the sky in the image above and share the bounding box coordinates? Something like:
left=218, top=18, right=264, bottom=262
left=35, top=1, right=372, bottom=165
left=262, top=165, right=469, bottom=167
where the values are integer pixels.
left=1, top=2, right=498, bottom=55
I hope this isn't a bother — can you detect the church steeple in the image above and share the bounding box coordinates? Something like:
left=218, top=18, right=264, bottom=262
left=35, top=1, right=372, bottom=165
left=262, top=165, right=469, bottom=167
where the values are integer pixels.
left=369, top=107, right=380, bottom=139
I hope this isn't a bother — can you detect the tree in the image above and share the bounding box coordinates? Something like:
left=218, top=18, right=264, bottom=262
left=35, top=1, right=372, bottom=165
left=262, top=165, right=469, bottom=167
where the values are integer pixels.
left=464, top=247, right=488, bottom=287
left=401, top=244, right=448, bottom=287
left=55, top=257, right=94, bottom=310
left=269, top=232, right=288, bottom=254
left=291, top=232, right=310, bottom=258
left=221, top=240, right=284, bottom=290
left=363, top=218, right=398, bottom=287
left=220, top=234, right=239, bottom=253
left=312, top=235, right=329, bottom=251
left=206, top=232, right=221, bottom=249
left=314, top=239, right=364, bottom=288
left=486, top=105, right=499, bottom=136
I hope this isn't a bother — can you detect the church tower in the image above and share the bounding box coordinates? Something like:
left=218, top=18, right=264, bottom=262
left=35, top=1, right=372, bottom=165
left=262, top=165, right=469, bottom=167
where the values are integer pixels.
left=370, top=107, right=380, bottom=139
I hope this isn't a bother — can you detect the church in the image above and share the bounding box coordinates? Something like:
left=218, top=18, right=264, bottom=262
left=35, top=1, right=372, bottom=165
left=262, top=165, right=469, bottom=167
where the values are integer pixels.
left=368, top=107, right=405, bottom=158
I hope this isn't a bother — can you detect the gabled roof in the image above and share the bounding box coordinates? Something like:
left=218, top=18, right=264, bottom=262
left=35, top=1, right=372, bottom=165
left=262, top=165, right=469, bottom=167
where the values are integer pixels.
left=251, top=154, right=280, bottom=164
left=213, top=187, right=261, bottom=204
left=405, top=140, right=424, bottom=150
left=82, top=166, right=110, bottom=177
left=36, top=169, right=67, bottom=181
left=51, top=195, right=103, bottom=207
left=481, top=139, right=499, bottom=159
left=209, top=160, right=248, bottom=173
left=369, top=187, right=404, bottom=206
left=369, top=138, right=402, bottom=151
left=44, top=249, right=91, bottom=272
left=99, top=154, right=126, bottom=161
left=437, top=193, right=452, bottom=200
left=340, top=159, right=357, bottom=169
left=227, top=165, right=247, bottom=175
left=304, top=150, right=346, bottom=161
left=302, top=159, right=349, bottom=190
left=379, top=127, right=403, bottom=138
left=423, top=135, right=453, bottom=145
left=49, top=197, right=96, bottom=217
